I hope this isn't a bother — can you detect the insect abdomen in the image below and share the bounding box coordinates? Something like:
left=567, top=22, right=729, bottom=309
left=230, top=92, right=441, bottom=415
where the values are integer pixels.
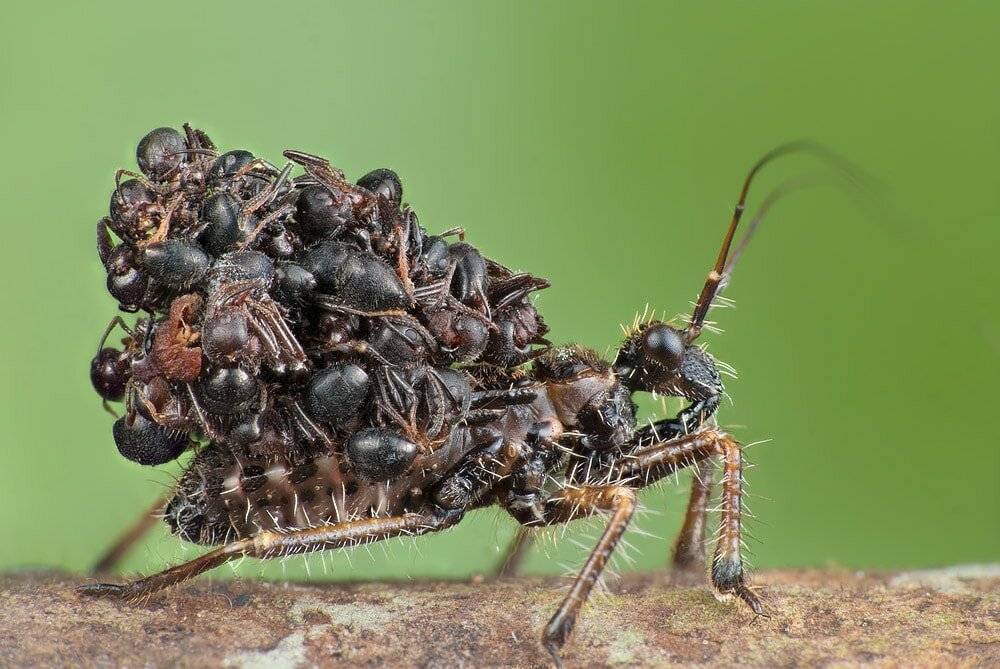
left=166, top=431, right=473, bottom=546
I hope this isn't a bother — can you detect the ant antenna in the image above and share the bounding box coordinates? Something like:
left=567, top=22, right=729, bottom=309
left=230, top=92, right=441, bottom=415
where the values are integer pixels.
left=96, top=315, right=135, bottom=355
left=685, top=141, right=875, bottom=342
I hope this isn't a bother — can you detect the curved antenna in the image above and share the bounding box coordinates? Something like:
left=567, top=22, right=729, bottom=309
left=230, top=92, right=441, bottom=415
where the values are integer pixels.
left=685, top=141, right=876, bottom=342
left=721, top=172, right=841, bottom=287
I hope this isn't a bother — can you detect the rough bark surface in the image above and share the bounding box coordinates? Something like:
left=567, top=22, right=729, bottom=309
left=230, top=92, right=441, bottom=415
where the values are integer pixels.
left=1, top=566, right=998, bottom=668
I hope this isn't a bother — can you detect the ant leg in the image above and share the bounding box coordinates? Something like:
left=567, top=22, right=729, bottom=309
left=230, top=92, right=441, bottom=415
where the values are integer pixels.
left=671, top=460, right=714, bottom=571
left=91, top=493, right=171, bottom=574
left=604, top=429, right=762, bottom=614
left=514, top=485, right=637, bottom=669
left=495, top=526, right=533, bottom=577
left=79, top=510, right=458, bottom=601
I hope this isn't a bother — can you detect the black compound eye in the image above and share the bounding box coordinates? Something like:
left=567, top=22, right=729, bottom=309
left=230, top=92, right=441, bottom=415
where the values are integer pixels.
left=357, top=168, right=403, bottom=205
left=345, top=428, right=418, bottom=482
left=113, top=415, right=189, bottom=466
left=136, top=127, right=186, bottom=181
left=642, top=324, right=686, bottom=370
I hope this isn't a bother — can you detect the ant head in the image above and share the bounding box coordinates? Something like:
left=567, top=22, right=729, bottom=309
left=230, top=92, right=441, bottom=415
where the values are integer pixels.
left=613, top=321, right=722, bottom=402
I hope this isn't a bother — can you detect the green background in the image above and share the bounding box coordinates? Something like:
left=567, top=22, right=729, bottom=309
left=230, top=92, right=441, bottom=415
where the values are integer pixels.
left=1, top=2, right=997, bottom=583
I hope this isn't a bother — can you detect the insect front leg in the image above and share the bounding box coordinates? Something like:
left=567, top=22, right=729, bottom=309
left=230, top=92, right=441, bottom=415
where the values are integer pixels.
left=631, top=417, right=715, bottom=570
left=604, top=428, right=762, bottom=614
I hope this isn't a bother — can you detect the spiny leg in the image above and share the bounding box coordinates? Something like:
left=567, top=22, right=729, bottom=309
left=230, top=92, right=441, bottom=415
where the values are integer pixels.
left=671, top=459, right=714, bottom=571
left=603, top=429, right=761, bottom=613
left=91, top=493, right=170, bottom=575
left=79, top=511, right=453, bottom=601
left=509, top=485, right=637, bottom=668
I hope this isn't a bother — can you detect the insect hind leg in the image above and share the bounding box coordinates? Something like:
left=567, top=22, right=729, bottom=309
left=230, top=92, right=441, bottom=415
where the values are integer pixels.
left=78, top=510, right=456, bottom=601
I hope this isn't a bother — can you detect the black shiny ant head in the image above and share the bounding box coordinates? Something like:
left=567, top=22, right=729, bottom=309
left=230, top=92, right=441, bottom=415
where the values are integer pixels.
left=345, top=428, right=418, bottom=482
left=103, top=244, right=149, bottom=309
left=367, top=317, right=435, bottom=367
left=274, top=261, right=316, bottom=304
left=296, top=184, right=355, bottom=241
left=90, top=348, right=131, bottom=402
left=108, top=179, right=155, bottom=239
left=201, top=309, right=252, bottom=366
left=449, top=243, right=487, bottom=307
left=357, top=168, right=403, bottom=206
left=198, top=367, right=259, bottom=415
left=303, top=363, right=371, bottom=429
left=426, top=307, right=490, bottom=363
left=112, top=414, right=189, bottom=466
left=136, top=127, right=186, bottom=181
left=418, top=235, right=451, bottom=279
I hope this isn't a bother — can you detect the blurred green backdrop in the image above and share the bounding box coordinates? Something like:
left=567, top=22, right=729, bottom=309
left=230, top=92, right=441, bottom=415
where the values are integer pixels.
left=0, top=2, right=997, bottom=583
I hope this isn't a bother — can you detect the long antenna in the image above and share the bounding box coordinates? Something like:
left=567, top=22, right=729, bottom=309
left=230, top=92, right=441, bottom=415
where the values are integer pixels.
left=685, top=141, right=874, bottom=342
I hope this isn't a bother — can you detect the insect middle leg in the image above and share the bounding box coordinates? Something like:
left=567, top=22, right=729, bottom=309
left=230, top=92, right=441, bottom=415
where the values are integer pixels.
left=79, top=510, right=458, bottom=601
left=671, top=459, right=715, bottom=571
left=511, top=484, right=638, bottom=668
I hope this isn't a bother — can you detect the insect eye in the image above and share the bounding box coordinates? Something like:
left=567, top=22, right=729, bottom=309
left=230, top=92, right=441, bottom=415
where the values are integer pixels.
left=641, top=324, right=686, bottom=369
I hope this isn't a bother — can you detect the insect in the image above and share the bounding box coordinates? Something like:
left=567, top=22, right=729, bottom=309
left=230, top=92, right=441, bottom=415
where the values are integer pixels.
left=80, top=126, right=858, bottom=667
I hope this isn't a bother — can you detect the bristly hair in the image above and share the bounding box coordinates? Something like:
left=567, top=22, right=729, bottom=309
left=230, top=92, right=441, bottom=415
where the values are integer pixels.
left=534, top=344, right=610, bottom=380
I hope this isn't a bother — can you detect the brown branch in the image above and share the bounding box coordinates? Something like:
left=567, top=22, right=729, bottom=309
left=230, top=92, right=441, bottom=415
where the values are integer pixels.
left=1, top=567, right=998, bottom=667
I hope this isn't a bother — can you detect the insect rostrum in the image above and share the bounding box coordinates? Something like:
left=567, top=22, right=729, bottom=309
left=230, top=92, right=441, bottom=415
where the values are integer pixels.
left=83, top=124, right=818, bottom=667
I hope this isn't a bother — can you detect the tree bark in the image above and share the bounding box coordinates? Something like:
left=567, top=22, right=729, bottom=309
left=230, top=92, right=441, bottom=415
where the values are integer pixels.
left=1, top=566, right=997, bottom=668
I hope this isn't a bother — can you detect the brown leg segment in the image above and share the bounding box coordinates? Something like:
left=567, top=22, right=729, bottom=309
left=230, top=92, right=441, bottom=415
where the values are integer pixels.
left=79, top=511, right=452, bottom=602
left=524, top=485, right=638, bottom=669
left=91, top=494, right=170, bottom=575
left=606, top=429, right=761, bottom=614
left=670, top=460, right=714, bottom=571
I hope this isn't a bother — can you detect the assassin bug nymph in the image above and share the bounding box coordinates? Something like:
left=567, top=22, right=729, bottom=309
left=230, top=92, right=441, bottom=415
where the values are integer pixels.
left=81, top=138, right=863, bottom=667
